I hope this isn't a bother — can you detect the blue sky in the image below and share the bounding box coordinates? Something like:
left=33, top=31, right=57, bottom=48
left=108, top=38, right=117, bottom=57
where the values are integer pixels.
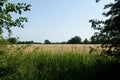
left=8, top=0, right=114, bottom=42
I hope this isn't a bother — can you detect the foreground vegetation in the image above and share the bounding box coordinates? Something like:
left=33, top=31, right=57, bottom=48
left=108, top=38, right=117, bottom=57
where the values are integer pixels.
left=0, top=0, right=119, bottom=79
left=0, top=44, right=120, bottom=80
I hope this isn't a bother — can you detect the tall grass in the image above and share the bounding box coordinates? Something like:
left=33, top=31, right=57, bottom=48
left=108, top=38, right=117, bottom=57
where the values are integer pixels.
left=0, top=48, right=120, bottom=80
left=0, top=49, right=120, bottom=80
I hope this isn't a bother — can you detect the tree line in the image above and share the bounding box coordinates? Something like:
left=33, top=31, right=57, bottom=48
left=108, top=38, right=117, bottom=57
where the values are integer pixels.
left=44, top=33, right=109, bottom=44
left=6, top=33, right=108, bottom=44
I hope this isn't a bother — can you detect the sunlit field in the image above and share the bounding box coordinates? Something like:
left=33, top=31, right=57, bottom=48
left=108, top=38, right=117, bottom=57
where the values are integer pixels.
left=16, top=44, right=101, bottom=53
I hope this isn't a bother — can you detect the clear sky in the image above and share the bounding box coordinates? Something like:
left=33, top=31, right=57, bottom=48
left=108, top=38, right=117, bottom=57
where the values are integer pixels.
left=7, top=0, right=114, bottom=42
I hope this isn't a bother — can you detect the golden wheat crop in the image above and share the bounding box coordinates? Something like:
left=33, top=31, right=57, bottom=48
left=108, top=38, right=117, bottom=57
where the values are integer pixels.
left=24, top=44, right=101, bottom=54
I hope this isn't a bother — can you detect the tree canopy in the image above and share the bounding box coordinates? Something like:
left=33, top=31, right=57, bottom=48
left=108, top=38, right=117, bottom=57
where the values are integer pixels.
left=67, top=36, right=81, bottom=44
left=83, top=38, right=89, bottom=44
left=89, top=0, right=120, bottom=55
left=0, top=0, right=31, bottom=35
left=44, top=39, right=51, bottom=44
left=7, top=37, right=18, bottom=44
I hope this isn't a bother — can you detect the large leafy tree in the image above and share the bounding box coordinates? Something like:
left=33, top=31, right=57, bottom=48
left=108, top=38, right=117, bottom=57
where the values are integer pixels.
left=67, top=36, right=81, bottom=44
left=7, top=37, right=18, bottom=44
left=89, top=0, right=120, bottom=55
left=44, top=39, right=51, bottom=44
left=0, top=0, right=31, bottom=78
left=83, top=38, right=89, bottom=44
left=0, top=0, right=31, bottom=35
left=90, top=32, right=108, bottom=44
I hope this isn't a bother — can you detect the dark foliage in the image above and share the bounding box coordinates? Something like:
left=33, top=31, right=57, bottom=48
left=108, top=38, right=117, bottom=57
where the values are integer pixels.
left=67, top=36, right=81, bottom=44
left=83, top=38, right=89, bottom=44
left=0, top=0, right=31, bottom=35
left=90, top=0, right=120, bottom=55
left=44, top=39, right=51, bottom=44
left=18, top=40, right=34, bottom=44
left=7, top=37, right=18, bottom=44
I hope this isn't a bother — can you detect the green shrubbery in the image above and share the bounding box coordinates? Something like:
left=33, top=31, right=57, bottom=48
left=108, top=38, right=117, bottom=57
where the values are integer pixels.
left=0, top=49, right=120, bottom=80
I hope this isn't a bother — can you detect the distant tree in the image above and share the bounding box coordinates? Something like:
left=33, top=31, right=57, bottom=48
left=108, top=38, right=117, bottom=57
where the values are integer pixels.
left=27, top=41, right=34, bottom=44
left=89, top=0, right=120, bottom=55
left=90, top=32, right=108, bottom=44
left=90, top=36, right=96, bottom=44
left=90, top=32, right=99, bottom=44
left=67, top=36, right=81, bottom=44
left=83, top=38, right=89, bottom=44
left=61, top=42, right=67, bottom=44
left=7, top=37, right=17, bottom=44
left=54, top=42, right=60, bottom=44
left=44, top=39, right=51, bottom=44
left=33, top=42, right=42, bottom=44
left=18, top=40, right=34, bottom=44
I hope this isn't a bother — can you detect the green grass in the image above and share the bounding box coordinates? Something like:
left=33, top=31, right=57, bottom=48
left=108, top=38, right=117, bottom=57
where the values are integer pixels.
left=0, top=50, right=120, bottom=80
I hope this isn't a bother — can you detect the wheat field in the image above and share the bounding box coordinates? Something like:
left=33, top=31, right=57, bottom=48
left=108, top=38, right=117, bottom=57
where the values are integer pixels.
left=23, top=44, right=101, bottom=53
